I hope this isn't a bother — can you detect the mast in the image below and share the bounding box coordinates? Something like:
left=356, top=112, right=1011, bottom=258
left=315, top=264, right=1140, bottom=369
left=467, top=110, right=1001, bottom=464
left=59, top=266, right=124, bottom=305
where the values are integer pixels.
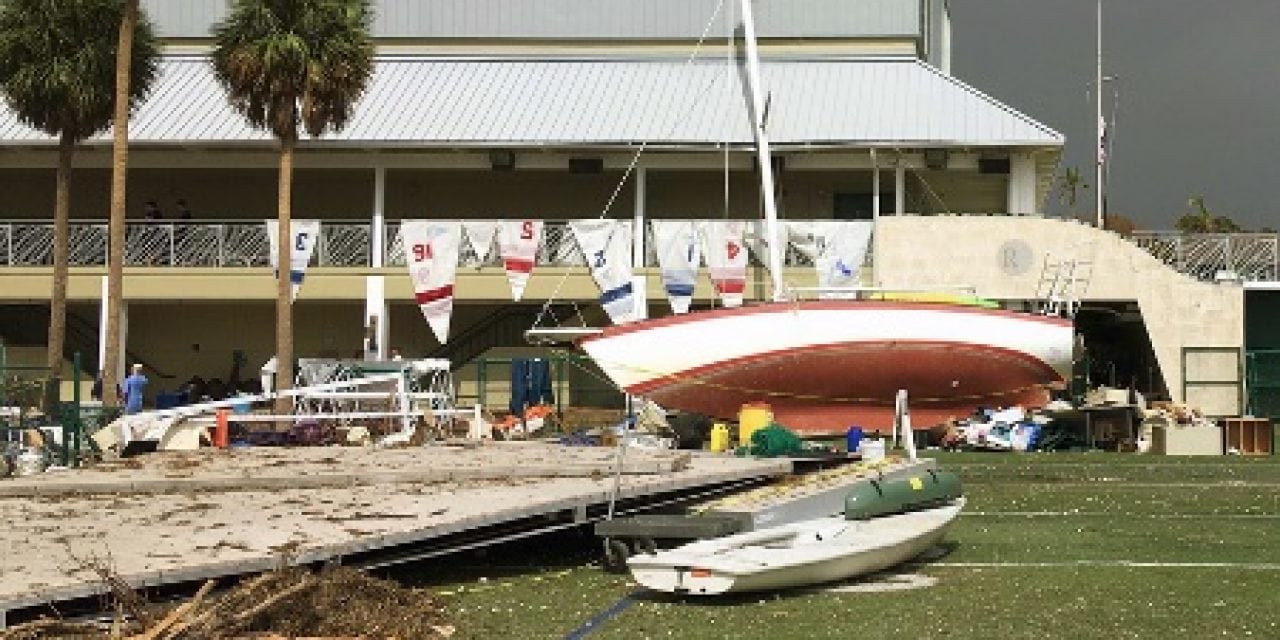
left=738, top=0, right=786, bottom=302
left=1095, top=0, right=1104, bottom=229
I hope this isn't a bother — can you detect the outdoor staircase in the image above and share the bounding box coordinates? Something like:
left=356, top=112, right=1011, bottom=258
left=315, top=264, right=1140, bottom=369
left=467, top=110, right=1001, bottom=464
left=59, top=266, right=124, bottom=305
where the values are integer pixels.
left=0, top=304, right=171, bottom=378
left=429, top=303, right=584, bottom=370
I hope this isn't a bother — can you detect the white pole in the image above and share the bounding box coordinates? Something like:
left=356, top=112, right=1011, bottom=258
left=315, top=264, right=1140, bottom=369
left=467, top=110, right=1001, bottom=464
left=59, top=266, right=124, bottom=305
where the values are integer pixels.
left=894, top=154, right=906, bottom=216
left=1095, top=0, right=1104, bottom=229
left=367, top=166, right=388, bottom=359
left=738, top=0, right=786, bottom=302
left=97, top=275, right=109, bottom=375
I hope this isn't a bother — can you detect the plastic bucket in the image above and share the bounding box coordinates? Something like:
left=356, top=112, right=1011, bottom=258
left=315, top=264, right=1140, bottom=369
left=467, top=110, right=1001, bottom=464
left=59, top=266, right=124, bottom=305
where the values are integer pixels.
left=861, top=439, right=886, bottom=463
left=738, top=402, right=773, bottom=448
left=846, top=426, right=864, bottom=454
left=709, top=423, right=731, bottom=453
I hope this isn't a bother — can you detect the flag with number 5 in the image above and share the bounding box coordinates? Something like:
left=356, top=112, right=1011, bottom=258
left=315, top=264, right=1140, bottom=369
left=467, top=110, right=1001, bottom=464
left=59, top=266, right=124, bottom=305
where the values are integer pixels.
left=499, top=219, right=542, bottom=301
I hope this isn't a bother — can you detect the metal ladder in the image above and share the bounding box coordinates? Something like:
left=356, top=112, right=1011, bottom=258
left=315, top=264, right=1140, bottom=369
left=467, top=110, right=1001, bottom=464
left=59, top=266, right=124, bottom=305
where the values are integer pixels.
left=1035, top=254, right=1093, bottom=318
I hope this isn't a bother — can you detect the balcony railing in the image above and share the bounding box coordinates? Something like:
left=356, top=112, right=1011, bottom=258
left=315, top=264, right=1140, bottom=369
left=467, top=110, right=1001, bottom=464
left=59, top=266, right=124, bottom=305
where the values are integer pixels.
left=1129, top=231, right=1279, bottom=282
left=0, top=219, right=841, bottom=269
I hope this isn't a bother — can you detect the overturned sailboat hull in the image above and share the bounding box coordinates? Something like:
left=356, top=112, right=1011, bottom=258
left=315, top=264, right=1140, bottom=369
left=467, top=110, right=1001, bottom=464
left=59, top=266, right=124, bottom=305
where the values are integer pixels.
left=579, top=301, right=1073, bottom=434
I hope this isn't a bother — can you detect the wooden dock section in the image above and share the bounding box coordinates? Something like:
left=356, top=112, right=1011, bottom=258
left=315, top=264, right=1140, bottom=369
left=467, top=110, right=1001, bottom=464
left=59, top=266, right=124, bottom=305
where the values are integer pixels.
left=0, top=443, right=790, bottom=626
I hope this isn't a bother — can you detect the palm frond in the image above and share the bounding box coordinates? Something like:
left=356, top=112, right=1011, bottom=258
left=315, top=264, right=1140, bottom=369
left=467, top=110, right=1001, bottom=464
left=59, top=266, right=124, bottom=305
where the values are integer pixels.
left=0, top=0, right=160, bottom=142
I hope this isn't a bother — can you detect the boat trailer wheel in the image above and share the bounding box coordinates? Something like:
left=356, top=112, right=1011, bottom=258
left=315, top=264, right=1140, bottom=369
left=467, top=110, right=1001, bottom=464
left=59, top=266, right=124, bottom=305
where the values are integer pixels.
left=633, top=537, right=657, bottom=555
left=602, top=538, right=631, bottom=573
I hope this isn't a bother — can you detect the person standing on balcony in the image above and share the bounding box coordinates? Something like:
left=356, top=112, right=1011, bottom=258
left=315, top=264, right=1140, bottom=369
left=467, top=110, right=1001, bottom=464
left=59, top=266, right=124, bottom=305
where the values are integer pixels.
left=122, top=364, right=148, bottom=415
left=176, top=199, right=192, bottom=220
left=144, top=200, right=163, bottom=221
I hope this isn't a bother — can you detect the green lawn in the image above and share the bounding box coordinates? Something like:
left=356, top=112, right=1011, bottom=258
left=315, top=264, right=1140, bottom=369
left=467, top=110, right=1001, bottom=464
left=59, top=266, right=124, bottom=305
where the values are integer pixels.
left=414, top=452, right=1280, bottom=639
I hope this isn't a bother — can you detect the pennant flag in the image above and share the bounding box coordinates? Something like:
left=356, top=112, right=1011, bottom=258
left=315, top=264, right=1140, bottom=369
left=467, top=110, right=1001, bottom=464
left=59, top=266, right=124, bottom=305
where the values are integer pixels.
left=652, top=220, right=701, bottom=314
left=569, top=220, right=636, bottom=324
left=266, top=219, right=320, bottom=301
left=788, top=221, right=873, bottom=299
left=462, top=220, right=499, bottom=264
left=499, top=219, right=542, bottom=301
left=401, top=220, right=462, bottom=344
left=703, top=220, right=748, bottom=308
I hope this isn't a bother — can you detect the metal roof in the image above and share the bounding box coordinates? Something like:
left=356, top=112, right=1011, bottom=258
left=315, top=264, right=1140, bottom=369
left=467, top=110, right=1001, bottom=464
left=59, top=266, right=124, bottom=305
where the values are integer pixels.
left=0, top=57, right=1063, bottom=148
left=144, top=0, right=921, bottom=40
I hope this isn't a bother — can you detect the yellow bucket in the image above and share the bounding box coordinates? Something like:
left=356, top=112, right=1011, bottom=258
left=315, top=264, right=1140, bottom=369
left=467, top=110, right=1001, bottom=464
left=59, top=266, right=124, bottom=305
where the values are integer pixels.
left=738, top=402, right=773, bottom=447
left=709, top=423, right=730, bottom=453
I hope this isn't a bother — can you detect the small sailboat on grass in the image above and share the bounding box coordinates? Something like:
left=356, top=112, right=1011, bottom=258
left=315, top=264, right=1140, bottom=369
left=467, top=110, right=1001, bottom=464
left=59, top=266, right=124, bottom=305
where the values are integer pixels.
left=627, top=470, right=964, bottom=595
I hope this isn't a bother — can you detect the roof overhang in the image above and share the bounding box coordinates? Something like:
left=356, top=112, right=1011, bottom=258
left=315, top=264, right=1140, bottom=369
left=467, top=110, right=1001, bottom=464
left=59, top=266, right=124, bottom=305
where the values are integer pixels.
left=0, top=56, right=1064, bottom=150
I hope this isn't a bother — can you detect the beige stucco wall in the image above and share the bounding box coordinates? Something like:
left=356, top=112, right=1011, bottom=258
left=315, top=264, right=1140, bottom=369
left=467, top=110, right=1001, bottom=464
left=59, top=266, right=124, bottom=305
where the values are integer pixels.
left=874, top=216, right=1246, bottom=410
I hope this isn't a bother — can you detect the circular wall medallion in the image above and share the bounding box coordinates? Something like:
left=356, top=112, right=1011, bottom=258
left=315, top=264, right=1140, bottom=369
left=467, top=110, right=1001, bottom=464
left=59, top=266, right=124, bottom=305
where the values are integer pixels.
left=997, top=239, right=1034, bottom=276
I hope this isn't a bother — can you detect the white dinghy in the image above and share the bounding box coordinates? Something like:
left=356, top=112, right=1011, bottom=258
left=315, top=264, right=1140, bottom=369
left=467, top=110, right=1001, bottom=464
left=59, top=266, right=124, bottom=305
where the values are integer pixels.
left=628, top=496, right=964, bottom=595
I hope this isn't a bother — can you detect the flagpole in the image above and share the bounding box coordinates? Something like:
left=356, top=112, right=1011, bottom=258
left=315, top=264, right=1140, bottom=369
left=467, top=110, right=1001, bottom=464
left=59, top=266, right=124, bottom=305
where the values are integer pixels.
left=1095, top=0, right=1104, bottom=229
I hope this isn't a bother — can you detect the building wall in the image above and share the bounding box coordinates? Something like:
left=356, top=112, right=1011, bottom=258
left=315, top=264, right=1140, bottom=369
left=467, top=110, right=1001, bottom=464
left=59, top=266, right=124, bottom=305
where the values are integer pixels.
left=144, top=0, right=923, bottom=42
left=875, top=216, right=1246, bottom=413
left=4, top=166, right=1005, bottom=221
left=0, top=168, right=373, bottom=220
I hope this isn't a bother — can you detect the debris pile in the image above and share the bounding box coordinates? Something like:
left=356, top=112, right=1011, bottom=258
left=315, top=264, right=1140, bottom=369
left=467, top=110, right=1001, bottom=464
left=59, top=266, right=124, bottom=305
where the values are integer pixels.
left=0, top=565, right=455, bottom=640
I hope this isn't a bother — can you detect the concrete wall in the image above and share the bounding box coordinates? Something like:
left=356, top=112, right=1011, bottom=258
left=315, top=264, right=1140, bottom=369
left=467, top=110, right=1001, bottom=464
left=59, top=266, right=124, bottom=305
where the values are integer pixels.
left=875, top=216, right=1246, bottom=411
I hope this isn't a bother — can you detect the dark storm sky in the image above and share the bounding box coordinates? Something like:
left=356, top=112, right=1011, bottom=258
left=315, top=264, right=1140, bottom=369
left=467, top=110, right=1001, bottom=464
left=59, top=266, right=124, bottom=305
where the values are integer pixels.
left=949, top=0, right=1280, bottom=230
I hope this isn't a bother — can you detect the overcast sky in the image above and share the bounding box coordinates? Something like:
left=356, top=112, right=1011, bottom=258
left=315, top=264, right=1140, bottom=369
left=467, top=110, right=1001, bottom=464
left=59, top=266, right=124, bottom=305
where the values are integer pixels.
left=949, top=0, right=1280, bottom=230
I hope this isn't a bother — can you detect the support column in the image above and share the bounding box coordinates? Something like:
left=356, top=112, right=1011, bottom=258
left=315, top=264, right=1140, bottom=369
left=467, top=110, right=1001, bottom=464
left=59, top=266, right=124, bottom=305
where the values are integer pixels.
left=871, top=149, right=880, bottom=221
left=894, top=155, right=906, bottom=216
left=631, top=166, right=648, bottom=320
left=365, top=166, right=389, bottom=359
left=1007, top=152, right=1036, bottom=215
left=871, top=149, right=881, bottom=285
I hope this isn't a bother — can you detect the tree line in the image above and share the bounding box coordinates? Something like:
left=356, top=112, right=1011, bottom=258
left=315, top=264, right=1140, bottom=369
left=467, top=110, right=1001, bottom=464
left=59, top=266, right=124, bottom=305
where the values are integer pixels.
left=0, top=0, right=375, bottom=410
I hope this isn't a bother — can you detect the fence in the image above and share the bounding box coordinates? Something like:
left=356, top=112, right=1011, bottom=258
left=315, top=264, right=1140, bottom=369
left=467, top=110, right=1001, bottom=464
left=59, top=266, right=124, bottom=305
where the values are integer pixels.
left=0, top=219, right=843, bottom=269
left=1130, top=232, right=1279, bottom=282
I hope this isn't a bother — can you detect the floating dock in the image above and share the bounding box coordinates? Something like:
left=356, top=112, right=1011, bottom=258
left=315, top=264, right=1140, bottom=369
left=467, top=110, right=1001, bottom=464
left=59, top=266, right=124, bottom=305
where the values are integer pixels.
left=0, top=443, right=791, bottom=626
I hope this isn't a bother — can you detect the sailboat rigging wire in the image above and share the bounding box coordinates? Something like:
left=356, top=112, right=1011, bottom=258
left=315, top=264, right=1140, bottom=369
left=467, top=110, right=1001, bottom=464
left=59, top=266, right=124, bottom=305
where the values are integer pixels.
left=532, top=0, right=730, bottom=331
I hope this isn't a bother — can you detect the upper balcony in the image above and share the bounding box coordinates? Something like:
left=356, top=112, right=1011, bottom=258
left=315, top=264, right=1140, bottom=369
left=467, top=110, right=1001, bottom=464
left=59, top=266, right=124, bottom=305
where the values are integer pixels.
left=4, top=220, right=1276, bottom=286
left=0, top=219, right=833, bottom=270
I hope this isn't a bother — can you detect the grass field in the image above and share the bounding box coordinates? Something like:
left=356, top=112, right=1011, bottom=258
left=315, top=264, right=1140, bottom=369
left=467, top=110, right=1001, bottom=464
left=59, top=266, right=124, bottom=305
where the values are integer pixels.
left=405, top=452, right=1280, bottom=639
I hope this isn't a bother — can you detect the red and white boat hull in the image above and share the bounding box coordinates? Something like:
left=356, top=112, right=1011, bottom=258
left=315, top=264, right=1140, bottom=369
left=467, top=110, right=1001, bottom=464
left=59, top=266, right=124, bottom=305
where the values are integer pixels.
left=579, top=301, right=1074, bottom=435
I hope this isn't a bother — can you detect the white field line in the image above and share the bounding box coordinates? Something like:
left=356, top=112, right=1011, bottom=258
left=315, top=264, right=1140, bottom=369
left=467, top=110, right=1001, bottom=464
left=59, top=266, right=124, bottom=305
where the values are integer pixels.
left=925, top=561, right=1280, bottom=570
left=961, top=511, right=1280, bottom=519
left=964, top=482, right=1280, bottom=488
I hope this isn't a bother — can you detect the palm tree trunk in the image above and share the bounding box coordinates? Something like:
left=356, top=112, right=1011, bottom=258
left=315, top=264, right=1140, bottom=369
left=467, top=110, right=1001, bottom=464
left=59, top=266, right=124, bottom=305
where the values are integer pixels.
left=274, top=135, right=295, bottom=415
left=103, top=0, right=138, bottom=408
left=44, top=133, right=74, bottom=411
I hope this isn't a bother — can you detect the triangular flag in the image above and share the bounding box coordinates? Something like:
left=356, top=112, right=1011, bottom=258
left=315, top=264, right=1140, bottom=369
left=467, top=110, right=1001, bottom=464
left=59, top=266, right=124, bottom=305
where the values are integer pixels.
left=652, top=220, right=701, bottom=314
left=812, top=221, right=872, bottom=298
left=266, top=219, right=320, bottom=301
left=462, top=220, right=499, bottom=264
left=401, top=220, right=461, bottom=344
left=569, top=220, right=636, bottom=324
left=703, top=220, right=747, bottom=308
left=499, top=219, right=541, bottom=301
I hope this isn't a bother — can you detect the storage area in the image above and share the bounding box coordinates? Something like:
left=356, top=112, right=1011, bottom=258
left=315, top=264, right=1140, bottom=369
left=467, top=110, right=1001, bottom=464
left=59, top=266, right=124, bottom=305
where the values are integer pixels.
left=1222, top=417, right=1274, bottom=455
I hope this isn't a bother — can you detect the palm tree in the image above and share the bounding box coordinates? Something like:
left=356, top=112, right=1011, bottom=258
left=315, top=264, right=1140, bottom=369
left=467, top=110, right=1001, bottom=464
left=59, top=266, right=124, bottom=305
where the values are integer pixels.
left=1176, top=196, right=1241, bottom=234
left=0, top=0, right=158, bottom=408
left=212, top=0, right=374, bottom=411
left=1053, top=167, right=1089, bottom=218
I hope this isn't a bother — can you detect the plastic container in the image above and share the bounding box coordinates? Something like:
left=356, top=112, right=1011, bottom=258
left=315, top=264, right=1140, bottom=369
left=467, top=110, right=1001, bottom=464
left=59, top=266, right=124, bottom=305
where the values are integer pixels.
left=846, top=426, right=864, bottom=454
left=709, top=423, right=731, bottom=453
left=738, top=402, right=773, bottom=448
left=861, top=439, right=886, bottom=463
